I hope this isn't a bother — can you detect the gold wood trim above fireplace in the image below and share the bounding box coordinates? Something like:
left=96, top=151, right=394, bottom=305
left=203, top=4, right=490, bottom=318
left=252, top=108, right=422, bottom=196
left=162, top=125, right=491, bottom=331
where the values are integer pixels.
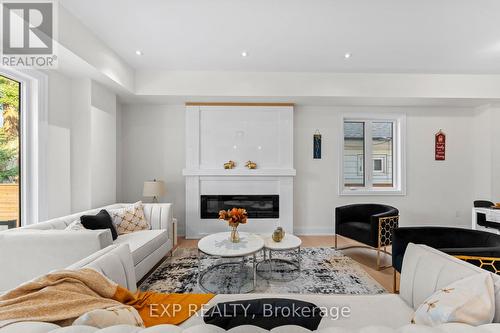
left=185, top=102, right=295, bottom=107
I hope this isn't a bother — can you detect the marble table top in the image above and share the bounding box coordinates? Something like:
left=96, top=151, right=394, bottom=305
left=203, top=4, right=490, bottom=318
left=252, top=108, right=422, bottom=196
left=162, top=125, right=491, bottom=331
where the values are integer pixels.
left=261, top=233, right=302, bottom=250
left=198, top=232, right=264, bottom=257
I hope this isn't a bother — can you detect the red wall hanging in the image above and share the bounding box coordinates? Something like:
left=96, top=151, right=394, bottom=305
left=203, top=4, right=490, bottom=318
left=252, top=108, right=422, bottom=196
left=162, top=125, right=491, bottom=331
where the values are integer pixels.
left=435, top=130, right=446, bottom=161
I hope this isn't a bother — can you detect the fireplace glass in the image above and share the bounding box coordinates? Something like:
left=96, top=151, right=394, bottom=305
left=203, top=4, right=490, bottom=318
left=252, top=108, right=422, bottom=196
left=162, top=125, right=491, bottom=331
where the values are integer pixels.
left=201, top=195, right=279, bottom=219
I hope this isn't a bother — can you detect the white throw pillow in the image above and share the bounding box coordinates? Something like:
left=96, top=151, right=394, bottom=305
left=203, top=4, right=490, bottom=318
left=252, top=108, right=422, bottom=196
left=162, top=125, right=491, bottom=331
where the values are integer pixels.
left=412, top=272, right=495, bottom=326
left=107, top=201, right=150, bottom=235
left=65, top=220, right=85, bottom=231
left=72, top=305, right=145, bottom=328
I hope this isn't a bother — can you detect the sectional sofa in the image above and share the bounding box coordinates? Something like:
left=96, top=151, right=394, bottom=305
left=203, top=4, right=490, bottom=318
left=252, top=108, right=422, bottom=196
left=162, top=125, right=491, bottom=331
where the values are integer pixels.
left=1, top=243, right=499, bottom=332
left=0, top=203, right=174, bottom=293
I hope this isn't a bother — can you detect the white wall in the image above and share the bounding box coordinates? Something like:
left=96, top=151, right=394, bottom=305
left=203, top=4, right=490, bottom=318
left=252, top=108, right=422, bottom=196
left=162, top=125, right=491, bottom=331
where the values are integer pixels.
left=120, top=104, right=186, bottom=234
left=491, top=108, right=500, bottom=200
left=46, top=71, right=72, bottom=218
left=474, top=106, right=500, bottom=201
left=70, top=79, right=92, bottom=212
left=294, top=106, right=476, bottom=234
left=120, top=104, right=481, bottom=235
left=89, top=82, right=117, bottom=207
left=472, top=107, right=493, bottom=200
left=116, top=102, right=123, bottom=202
left=46, top=75, right=118, bottom=215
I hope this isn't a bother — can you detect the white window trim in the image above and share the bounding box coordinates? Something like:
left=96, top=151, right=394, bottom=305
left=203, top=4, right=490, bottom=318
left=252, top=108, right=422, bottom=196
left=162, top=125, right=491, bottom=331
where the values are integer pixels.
left=339, top=112, right=406, bottom=196
left=0, top=68, right=48, bottom=225
left=373, top=156, right=386, bottom=173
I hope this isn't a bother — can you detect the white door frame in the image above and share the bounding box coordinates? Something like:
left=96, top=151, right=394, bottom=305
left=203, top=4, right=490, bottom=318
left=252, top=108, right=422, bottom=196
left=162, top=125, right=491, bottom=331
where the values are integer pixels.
left=0, top=67, right=48, bottom=225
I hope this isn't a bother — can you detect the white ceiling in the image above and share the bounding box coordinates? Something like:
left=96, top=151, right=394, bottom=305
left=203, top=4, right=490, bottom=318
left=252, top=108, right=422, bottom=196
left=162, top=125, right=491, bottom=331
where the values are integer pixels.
left=60, top=0, right=500, bottom=73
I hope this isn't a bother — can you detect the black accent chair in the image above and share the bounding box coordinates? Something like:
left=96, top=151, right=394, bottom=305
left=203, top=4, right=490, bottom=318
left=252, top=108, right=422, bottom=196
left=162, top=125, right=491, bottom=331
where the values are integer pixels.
left=474, top=200, right=500, bottom=231
left=392, top=226, right=500, bottom=275
left=335, top=204, right=399, bottom=270
left=475, top=200, right=495, bottom=208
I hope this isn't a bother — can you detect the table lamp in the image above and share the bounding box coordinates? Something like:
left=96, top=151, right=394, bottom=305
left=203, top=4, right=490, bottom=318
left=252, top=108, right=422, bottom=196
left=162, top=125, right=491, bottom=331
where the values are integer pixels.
left=143, top=179, right=166, bottom=203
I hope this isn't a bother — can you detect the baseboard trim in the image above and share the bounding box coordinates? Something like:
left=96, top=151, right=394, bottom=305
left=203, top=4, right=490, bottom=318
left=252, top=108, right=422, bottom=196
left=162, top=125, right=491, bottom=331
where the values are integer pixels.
left=293, top=227, right=335, bottom=236
left=180, top=230, right=335, bottom=238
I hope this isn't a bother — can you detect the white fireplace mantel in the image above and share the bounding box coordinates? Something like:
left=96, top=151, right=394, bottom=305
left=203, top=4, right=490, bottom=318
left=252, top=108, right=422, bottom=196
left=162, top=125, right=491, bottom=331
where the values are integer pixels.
left=183, top=104, right=295, bottom=239
left=182, top=168, right=296, bottom=177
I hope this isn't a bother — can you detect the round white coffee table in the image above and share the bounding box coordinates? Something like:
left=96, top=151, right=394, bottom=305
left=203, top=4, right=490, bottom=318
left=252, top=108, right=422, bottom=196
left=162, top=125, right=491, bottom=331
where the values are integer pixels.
left=197, top=232, right=264, bottom=293
left=257, top=234, right=302, bottom=281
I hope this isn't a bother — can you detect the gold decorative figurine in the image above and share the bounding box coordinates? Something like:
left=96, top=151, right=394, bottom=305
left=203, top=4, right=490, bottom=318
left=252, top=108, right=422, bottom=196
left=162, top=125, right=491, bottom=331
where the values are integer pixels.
left=272, top=227, right=285, bottom=242
left=224, top=160, right=236, bottom=169
left=245, top=160, right=257, bottom=169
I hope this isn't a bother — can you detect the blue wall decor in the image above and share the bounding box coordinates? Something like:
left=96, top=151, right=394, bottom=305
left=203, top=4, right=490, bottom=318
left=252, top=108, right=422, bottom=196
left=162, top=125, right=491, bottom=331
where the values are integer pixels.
left=313, top=130, right=322, bottom=159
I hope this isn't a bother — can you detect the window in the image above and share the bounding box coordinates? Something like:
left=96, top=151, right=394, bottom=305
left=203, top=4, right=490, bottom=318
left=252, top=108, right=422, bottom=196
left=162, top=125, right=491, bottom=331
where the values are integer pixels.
left=340, top=114, right=405, bottom=195
left=0, top=68, right=48, bottom=226
left=0, top=75, right=20, bottom=229
left=373, top=156, right=385, bottom=173
left=356, top=155, right=387, bottom=173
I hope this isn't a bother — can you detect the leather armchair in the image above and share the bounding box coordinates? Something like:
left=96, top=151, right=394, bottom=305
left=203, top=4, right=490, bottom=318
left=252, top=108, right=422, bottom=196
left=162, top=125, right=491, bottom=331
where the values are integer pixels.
left=392, top=226, right=500, bottom=274
left=474, top=200, right=495, bottom=208
left=335, top=204, right=399, bottom=248
left=335, top=204, right=399, bottom=271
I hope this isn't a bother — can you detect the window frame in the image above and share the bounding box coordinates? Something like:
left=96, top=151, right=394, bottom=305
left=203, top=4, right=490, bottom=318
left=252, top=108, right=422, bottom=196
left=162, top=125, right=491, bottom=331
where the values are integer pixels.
left=357, top=155, right=387, bottom=174
left=339, top=113, right=406, bottom=196
left=0, top=67, right=48, bottom=225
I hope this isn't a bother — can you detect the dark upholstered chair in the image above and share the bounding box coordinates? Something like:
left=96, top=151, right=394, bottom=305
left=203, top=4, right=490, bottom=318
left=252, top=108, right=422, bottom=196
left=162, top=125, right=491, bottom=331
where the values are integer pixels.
left=392, top=226, right=500, bottom=275
left=475, top=200, right=495, bottom=208
left=335, top=204, right=399, bottom=270
left=474, top=200, right=500, bottom=231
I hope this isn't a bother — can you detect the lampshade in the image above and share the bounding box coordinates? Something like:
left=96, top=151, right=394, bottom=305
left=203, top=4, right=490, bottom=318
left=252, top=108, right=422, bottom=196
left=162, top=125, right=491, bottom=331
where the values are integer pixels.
left=143, top=180, right=166, bottom=197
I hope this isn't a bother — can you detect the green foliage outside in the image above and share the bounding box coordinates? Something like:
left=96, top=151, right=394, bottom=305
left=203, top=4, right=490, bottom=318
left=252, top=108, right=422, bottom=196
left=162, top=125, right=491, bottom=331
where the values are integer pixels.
left=0, top=76, right=19, bottom=183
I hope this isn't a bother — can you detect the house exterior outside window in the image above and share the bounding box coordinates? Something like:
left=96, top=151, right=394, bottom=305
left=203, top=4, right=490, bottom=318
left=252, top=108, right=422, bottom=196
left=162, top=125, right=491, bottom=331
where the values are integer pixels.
left=340, top=113, right=406, bottom=195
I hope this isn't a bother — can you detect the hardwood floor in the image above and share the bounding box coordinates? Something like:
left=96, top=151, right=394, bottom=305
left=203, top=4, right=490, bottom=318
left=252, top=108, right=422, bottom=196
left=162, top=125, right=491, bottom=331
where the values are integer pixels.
left=177, top=235, right=399, bottom=293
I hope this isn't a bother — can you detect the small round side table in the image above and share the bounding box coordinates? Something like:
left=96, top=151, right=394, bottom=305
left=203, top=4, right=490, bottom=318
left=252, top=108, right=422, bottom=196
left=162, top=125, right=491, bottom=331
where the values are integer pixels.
left=256, top=234, right=302, bottom=281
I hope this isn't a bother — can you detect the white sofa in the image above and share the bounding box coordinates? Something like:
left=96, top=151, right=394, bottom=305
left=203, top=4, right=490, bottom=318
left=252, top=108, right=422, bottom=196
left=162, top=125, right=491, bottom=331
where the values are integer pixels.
left=1, top=243, right=500, bottom=332
left=0, top=203, right=174, bottom=292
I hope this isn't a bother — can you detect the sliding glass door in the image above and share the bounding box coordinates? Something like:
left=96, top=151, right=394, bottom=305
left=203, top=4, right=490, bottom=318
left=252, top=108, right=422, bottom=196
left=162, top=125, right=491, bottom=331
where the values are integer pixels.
left=0, top=75, right=20, bottom=230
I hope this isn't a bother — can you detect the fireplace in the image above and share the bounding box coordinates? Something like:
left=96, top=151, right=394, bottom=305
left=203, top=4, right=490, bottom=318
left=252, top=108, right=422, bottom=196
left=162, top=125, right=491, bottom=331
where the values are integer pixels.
left=201, top=195, right=279, bottom=219
left=184, top=104, right=294, bottom=238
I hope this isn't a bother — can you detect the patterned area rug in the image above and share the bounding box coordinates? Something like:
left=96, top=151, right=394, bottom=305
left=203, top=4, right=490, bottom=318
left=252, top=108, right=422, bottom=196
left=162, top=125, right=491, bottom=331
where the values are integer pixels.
left=140, top=247, right=386, bottom=295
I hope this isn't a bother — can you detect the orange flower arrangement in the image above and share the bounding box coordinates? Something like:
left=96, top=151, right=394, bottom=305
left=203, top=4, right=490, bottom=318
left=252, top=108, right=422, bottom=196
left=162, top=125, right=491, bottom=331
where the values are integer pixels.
left=219, top=208, right=248, bottom=227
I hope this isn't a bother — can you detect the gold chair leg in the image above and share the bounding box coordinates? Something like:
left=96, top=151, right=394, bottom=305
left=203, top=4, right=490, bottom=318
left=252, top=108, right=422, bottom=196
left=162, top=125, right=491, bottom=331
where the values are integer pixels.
left=393, top=269, right=398, bottom=294
left=336, top=236, right=392, bottom=270
left=393, top=269, right=396, bottom=293
left=376, top=246, right=392, bottom=271
left=377, top=247, right=381, bottom=270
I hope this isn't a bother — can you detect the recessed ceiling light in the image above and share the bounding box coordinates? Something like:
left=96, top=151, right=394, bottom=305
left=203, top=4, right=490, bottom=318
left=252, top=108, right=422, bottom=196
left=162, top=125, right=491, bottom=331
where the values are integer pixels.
left=241, top=51, right=248, bottom=57
left=344, top=52, right=352, bottom=59
left=135, top=50, right=143, bottom=56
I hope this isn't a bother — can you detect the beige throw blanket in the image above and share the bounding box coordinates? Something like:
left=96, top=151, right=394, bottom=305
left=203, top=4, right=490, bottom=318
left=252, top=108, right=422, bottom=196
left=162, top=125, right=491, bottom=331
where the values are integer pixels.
left=0, top=269, right=125, bottom=327
left=0, top=268, right=213, bottom=328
